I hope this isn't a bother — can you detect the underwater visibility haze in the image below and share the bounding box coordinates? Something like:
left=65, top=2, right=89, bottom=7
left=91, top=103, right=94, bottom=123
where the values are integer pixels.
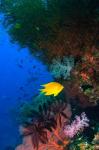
left=0, top=13, right=53, bottom=149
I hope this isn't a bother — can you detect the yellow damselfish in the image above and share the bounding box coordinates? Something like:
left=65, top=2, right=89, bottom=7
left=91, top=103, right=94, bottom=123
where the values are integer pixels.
left=40, top=82, right=64, bottom=96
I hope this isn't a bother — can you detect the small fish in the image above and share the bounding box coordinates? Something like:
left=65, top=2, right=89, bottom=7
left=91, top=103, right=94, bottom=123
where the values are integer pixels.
left=40, top=82, right=64, bottom=96
left=33, top=65, right=36, bottom=68
left=20, top=59, right=24, bottom=63
left=17, top=64, right=23, bottom=68
left=19, top=86, right=24, bottom=91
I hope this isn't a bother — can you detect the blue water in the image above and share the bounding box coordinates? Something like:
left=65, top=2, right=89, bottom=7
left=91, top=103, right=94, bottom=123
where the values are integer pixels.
left=0, top=13, right=53, bottom=150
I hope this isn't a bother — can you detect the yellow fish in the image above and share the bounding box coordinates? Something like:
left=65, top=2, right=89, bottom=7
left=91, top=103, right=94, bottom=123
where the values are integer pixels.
left=40, top=82, right=64, bottom=96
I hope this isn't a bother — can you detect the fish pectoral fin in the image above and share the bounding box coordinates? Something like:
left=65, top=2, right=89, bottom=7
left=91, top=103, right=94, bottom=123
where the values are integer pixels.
left=54, top=92, right=59, bottom=97
left=45, top=92, right=51, bottom=96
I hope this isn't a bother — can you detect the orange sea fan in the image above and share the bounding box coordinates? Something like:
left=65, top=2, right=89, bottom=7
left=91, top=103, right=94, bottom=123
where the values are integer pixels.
left=37, top=115, right=70, bottom=150
left=15, top=104, right=71, bottom=150
left=16, top=118, right=70, bottom=150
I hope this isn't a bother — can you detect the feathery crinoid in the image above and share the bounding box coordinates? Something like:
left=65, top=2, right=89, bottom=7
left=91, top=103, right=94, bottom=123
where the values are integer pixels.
left=20, top=102, right=57, bottom=149
left=20, top=124, right=52, bottom=150
left=50, top=100, right=72, bottom=127
left=38, top=102, right=57, bottom=132
left=18, top=98, right=72, bottom=150
left=21, top=122, right=48, bottom=149
left=35, top=100, right=72, bottom=150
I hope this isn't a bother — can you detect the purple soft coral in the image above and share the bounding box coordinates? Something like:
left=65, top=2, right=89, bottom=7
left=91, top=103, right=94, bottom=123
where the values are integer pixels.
left=63, top=112, right=89, bottom=138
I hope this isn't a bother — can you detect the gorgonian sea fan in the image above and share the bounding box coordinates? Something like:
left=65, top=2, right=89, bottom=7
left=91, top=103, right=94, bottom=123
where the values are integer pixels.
left=64, top=112, right=89, bottom=138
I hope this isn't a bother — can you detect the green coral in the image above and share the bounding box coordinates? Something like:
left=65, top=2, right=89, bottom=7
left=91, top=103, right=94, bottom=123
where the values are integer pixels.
left=18, top=94, right=57, bottom=124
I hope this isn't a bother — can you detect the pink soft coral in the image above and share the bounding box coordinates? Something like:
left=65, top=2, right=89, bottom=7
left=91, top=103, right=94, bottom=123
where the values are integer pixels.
left=63, top=112, right=89, bottom=138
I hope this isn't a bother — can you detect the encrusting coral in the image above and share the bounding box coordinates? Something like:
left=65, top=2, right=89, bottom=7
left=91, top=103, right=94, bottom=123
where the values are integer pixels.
left=71, top=49, right=99, bottom=105
left=61, top=49, right=99, bottom=107
left=93, top=132, right=99, bottom=150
